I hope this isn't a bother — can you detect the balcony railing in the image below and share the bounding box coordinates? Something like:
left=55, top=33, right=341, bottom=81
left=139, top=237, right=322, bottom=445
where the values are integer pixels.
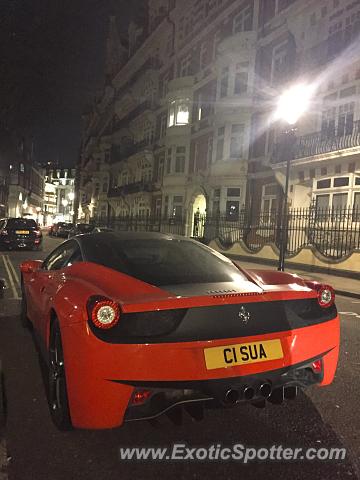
left=113, top=99, right=159, bottom=133
left=272, top=120, right=360, bottom=163
left=108, top=180, right=158, bottom=197
left=110, top=139, right=154, bottom=164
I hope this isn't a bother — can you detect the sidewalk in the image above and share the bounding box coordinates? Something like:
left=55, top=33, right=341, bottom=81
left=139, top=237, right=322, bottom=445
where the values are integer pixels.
left=236, top=260, right=360, bottom=300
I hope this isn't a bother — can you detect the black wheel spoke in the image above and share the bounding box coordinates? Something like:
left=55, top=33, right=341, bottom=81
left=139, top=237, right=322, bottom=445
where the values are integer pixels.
left=48, top=322, right=72, bottom=429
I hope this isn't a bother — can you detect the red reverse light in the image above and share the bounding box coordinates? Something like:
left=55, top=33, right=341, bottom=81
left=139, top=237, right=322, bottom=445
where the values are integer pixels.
left=91, top=299, right=120, bottom=329
left=132, top=390, right=152, bottom=405
left=311, top=359, right=322, bottom=373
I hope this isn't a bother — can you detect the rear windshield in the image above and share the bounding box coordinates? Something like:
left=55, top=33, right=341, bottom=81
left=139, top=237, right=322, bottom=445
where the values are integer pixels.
left=84, top=237, right=246, bottom=286
left=7, top=218, right=37, bottom=229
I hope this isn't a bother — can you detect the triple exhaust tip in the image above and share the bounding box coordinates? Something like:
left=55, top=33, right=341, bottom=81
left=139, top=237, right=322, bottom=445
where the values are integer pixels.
left=223, top=383, right=272, bottom=405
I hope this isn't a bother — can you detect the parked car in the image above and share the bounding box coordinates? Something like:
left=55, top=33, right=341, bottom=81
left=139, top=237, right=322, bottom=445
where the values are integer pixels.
left=20, top=232, right=339, bottom=431
left=48, top=224, right=57, bottom=236
left=54, top=222, right=74, bottom=238
left=67, top=223, right=94, bottom=238
left=67, top=224, right=113, bottom=238
left=0, top=218, right=42, bottom=250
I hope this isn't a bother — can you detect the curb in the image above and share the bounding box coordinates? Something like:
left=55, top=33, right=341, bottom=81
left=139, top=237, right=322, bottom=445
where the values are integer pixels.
left=335, top=289, right=360, bottom=300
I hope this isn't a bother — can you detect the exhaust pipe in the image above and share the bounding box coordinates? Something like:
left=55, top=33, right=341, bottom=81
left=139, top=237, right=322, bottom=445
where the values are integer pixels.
left=223, top=388, right=240, bottom=405
left=242, top=385, right=255, bottom=401
left=258, top=382, right=272, bottom=398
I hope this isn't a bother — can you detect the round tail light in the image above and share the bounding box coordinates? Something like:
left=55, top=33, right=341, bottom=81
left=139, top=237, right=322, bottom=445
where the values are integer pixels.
left=317, top=285, right=335, bottom=308
left=91, top=300, right=120, bottom=329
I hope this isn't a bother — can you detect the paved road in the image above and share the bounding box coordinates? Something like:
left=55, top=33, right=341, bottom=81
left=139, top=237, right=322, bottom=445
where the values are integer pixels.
left=0, top=235, right=359, bottom=480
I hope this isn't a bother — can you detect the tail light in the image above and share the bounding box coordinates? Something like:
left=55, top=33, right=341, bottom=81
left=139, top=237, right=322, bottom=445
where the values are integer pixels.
left=317, top=285, right=335, bottom=308
left=305, top=281, right=335, bottom=308
left=35, top=230, right=42, bottom=237
left=87, top=297, right=120, bottom=329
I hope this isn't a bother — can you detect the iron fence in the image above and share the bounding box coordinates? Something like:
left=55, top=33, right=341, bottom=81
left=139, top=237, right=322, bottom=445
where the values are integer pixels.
left=96, top=206, right=360, bottom=260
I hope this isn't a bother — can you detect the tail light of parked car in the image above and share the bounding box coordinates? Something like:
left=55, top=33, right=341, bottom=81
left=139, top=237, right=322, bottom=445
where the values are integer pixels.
left=305, top=281, right=335, bottom=308
left=87, top=296, right=121, bottom=329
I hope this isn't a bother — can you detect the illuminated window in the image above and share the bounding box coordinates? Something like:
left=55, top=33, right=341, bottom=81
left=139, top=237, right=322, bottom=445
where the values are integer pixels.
left=176, top=103, right=189, bottom=124
left=168, top=99, right=190, bottom=127
left=169, top=101, right=175, bottom=127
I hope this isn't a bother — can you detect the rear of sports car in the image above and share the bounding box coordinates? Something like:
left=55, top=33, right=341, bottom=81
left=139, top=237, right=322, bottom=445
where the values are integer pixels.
left=61, top=268, right=339, bottom=430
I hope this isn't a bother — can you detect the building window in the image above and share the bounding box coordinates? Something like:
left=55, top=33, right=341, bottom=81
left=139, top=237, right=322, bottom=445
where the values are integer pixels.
left=160, top=114, right=167, bottom=138
left=321, top=167, right=328, bottom=176
left=317, top=179, right=331, bottom=189
left=227, top=188, right=240, bottom=197
left=166, top=148, right=172, bottom=174
left=180, top=53, right=192, bottom=76
left=225, top=187, right=241, bottom=220
left=333, top=177, right=349, bottom=187
left=338, top=102, right=354, bottom=135
left=332, top=192, right=348, bottom=209
left=213, top=30, right=221, bottom=59
left=226, top=201, right=239, bottom=220
left=155, top=198, right=162, bottom=217
left=169, top=101, right=175, bottom=126
left=158, top=153, right=165, bottom=181
left=172, top=195, right=183, bottom=217
left=234, top=71, right=248, bottom=95
left=298, top=171, right=305, bottom=182
left=216, top=126, right=225, bottom=161
left=310, top=168, right=316, bottom=179
left=261, top=184, right=278, bottom=223
left=199, top=42, right=208, bottom=69
left=168, top=98, right=190, bottom=127
left=233, top=5, right=252, bottom=33
left=230, top=124, right=244, bottom=159
left=335, top=165, right=341, bottom=174
left=177, top=101, right=190, bottom=124
left=354, top=192, right=360, bottom=210
left=220, top=67, right=229, bottom=98
left=271, top=41, right=289, bottom=84
left=164, top=195, right=169, bottom=216
left=20, top=163, right=25, bottom=173
left=175, top=147, right=186, bottom=173
left=315, top=194, right=330, bottom=210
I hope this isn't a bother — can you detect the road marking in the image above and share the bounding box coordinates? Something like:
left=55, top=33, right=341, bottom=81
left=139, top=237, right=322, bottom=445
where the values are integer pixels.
left=1, top=257, right=20, bottom=300
left=5, top=256, right=20, bottom=289
left=339, top=311, right=360, bottom=319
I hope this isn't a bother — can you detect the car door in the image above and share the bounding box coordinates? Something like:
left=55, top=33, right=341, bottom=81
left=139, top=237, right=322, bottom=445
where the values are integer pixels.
left=28, top=241, right=80, bottom=338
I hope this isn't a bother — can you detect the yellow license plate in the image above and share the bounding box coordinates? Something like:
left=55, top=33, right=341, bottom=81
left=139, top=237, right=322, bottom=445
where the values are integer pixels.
left=16, top=230, right=29, bottom=235
left=204, top=339, right=283, bottom=370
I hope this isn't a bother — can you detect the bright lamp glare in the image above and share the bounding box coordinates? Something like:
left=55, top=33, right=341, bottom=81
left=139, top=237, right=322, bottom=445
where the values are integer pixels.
left=275, top=84, right=314, bottom=125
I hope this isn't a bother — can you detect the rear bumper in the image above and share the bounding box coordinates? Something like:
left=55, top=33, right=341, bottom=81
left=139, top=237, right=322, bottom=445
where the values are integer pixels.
left=0, top=238, right=41, bottom=248
left=61, top=316, right=340, bottom=429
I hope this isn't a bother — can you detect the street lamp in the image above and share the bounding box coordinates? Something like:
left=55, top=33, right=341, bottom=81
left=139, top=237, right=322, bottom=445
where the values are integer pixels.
left=275, top=83, right=313, bottom=271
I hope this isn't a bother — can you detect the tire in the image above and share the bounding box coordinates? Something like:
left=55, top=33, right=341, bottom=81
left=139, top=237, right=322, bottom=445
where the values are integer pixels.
left=48, top=320, right=72, bottom=431
left=0, top=360, right=6, bottom=428
left=20, top=284, right=32, bottom=329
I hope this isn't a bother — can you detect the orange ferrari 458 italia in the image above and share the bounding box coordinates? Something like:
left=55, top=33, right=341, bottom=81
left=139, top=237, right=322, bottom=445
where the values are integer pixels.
left=20, top=232, right=340, bottom=431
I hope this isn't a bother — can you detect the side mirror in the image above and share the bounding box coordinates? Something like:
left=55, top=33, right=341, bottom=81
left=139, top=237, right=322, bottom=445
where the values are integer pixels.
left=20, top=260, right=43, bottom=274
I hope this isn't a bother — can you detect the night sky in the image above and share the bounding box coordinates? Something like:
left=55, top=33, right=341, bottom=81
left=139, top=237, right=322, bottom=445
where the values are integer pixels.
left=0, top=0, right=142, bottom=167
